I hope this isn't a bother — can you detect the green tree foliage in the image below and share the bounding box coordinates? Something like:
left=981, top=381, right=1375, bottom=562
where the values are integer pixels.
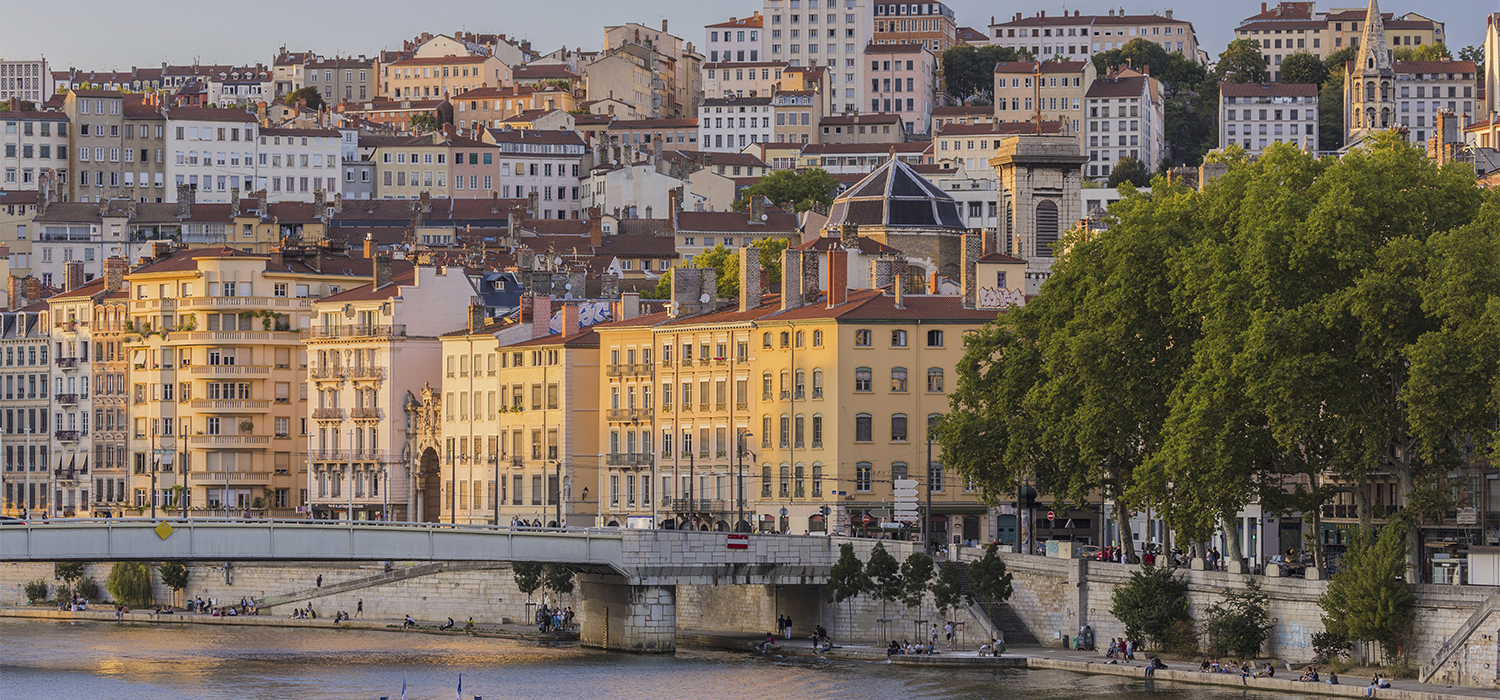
left=76, top=577, right=100, bottom=601
left=1319, top=523, right=1416, bottom=660
left=732, top=169, right=840, bottom=213
left=1091, top=38, right=1169, bottom=78
left=1107, top=155, right=1151, bottom=187
left=642, top=239, right=788, bottom=300
left=1204, top=580, right=1272, bottom=658
left=1278, top=52, right=1329, bottom=86
left=1394, top=43, right=1451, bottom=62
left=286, top=86, right=326, bottom=111
left=105, top=562, right=154, bottom=607
left=1318, top=46, right=1357, bottom=153
left=542, top=564, right=574, bottom=596
left=967, top=545, right=1014, bottom=605
left=409, top=112, right=441, bottom=134
left=54, top=562, right=85, bottom=587
left=828, top=543, right=870, bottom=604
left=865, top=542, right=902, bottom=620
left=511, top=561, right=543, bottom=601
left=1217, top=39, right=1269, bottom=84
left=1110, top=565, right=1190, bottom=650
left=931, top=563, right=966, bottom=620
left=24, top=579, right=47, bottom=603
left=940, top=44, right=1020, bottom=103
left=1459, top=44, right=1483, bottom=72
left=157, top=562, right=188, bottom=592
left=898, top=553, right=934, bottom=611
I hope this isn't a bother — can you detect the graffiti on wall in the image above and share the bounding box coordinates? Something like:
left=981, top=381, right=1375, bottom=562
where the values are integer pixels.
left=977, top=286, right=1027, bottom=310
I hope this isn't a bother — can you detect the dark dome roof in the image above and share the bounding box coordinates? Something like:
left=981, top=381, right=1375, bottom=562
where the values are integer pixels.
left=826, top=157, right=965, bottom=230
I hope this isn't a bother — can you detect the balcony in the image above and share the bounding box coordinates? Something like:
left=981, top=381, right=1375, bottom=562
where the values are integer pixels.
left=189, top=470, right=272, bottom=484
left=714, top=402, right=727, bottom=412
left=309, top=450, right=397, bottom=463
left=189, top=435, right=271, bottom=446
left=310, top=366, right=343, bottom=380
left=129, top=298, right=178, bottom=312
left=511, top=457, right=525, bottom=467
left=54, top=393, right=79, bottom=405
left=173, top=330, right=298, bottom=342
left=735, top=402, right=749, bottom=411
left=312, top=408, right=345, bottom=421
left=606, top=453, right=653, bottom=467
left=350, top=407, right=381, bottom=420
left=698, top=403, right=710, bottom=413
left=301, top=324, right=408, bottom=340
left=55, top=357, right=79, bottom=369
left=177, top=296, right=312, bottom=311
left=665, top=498, right=732, bottom=513
left=608, top=363, right=656, bottom=378
left=347, top=366, right=385, bottom=380
left=190, top=364, right=271, bottom=377
left=679, top=358, right=693, bottom=367
left=55, top=468, right=85, bottom=481
left=606, top=408, right=653, bottom=422
left=54, top=430, right=81, bottom=441
left=190, top=399, right=271, bottom=412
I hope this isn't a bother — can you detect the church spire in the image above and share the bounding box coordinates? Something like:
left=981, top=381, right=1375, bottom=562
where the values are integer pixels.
left=1354, top=0, right=1393, bottom=77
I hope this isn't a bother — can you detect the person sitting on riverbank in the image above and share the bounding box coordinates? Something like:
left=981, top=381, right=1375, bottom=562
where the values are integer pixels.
left=1144, top=657, right=1166, bottom=678
left=1260, top=662, right=1275, bottom=678
left=1298, top=667, right=1319, bottom=682
left=1199, top=659, right=1212, bottom=672
left=887, top=641, right=902, bottom=657
left=402, top=615, right=416, bottom=629
left=1106, top=638, right=1120, bottom=658
left=465, top=617, right=475, bottom=631
left=439, top=617, right=455, bottom=631
left=756, top=632, right=776, bottom=653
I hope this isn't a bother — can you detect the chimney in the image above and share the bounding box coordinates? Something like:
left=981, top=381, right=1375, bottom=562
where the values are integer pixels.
left=670, top=267, right=710, bottom=318
left=8, top=276, right=23, bottom=309
left=780, top=248, right=804, bottom=312
left=801, top=250, right=820, bottom=304
left=739, top=245, right=763, bottom=312
left=749, top=195, right=765, bottom=225
left=313, top=189, right=327, bottom=222
left=620, top=292, right=641, bottom=321
left=374, top=253, right=393, bottom=288
left=468, top=299, right=487, bottom=331
left=825, top=249, right=848, bottom=308
left=928, top=271, right=941, bottom=295
left=531, top=295, right=553, bottom=338
left=871, top=258, right=896, bottom=289
left=840, top=222, right=858, bottom=249
left=25, top=276, right=41, bottom=302
left=230, top=187, right=240, bottom=217
left=893, top=273, right=905, bottom=310
left=589, top=207, right=604, bottom=246
left=103, top=256, right=128, bottom=293
left=981, top=228, right=998, bottom=256
left=363, top=233, right=375, bottom=259
left=961, top=232, right=983, bottom=309
left=662, top=19, right=669, bottom=33
left=64, top=260, right=85, bottom=293
left=176, top=183, right=195, bottom=218
left=560, top=302, right=580, bottom=338
left=1261, top=2, right=1267, bottom=12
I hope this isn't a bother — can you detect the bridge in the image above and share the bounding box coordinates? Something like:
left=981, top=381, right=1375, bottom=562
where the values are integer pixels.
left=0, top=518, right=843, bottom=652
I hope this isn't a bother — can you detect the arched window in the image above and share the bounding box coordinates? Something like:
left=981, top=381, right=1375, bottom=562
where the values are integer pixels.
left=812, top=369, right=824, bottom=398
left=762, top=372, right=773, bottom=400
left=811, top=414, right=823, bottom=447
left=892, top=461, right=909, bottom=480
left=779, top=331, right=790, bottom=348
left=891, top=413, right=908, bottom=441
left=761, top=464, right=772, bottom=497
left=794, top=463, right=806, bottom=497
left=855, top=413, right=873, bottom=442
left=891, top=367, right=908, bottom=392
left=1380, top=81, right=1390, bottom=100
left=927, top=329, right=944, bottom=347
left=927, top=368, right=944, bottom=392
left=928, top=413, right=942, bottom=440
left=1035, top=200, right=1060, bottom=254
left=779, top=414, right=790, bottom=447
left=812, top=330, right=823, bottom=347
left=762, top=415, right=772, bottom=447
left=891, top=329, right=908, bottom=347
left=779, top=463, right=790, bottom=497
left=854, top=329, right=872, bottom=346
left=855, top=462, right=872, bottom=491
left=762, top=332, right=772, bottom=348
left=794, top=414, right=805, bottom=448
left=795, top=330, right=805, bottom=347
left=1365, top=80, right=1375, bottom=101
left=812, top=463, right=823, bottom=496
left=794, top=369, right=805, bottom=399
left=1380, top=107, right=1390, bottom=127
left=779, top=370, right=790, bottom=398
left=854, top=367, right=872, bottom=392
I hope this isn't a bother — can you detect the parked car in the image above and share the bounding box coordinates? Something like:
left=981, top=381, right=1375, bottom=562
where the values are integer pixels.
left=1267, top=554, right=1306, bottom=577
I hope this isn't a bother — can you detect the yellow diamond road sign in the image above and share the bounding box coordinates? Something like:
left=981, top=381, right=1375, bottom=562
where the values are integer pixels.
left=154, top=522, right=175, bottom=540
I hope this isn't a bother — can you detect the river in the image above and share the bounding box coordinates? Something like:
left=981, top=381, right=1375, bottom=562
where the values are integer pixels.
left=0, top=618, right=1324, bottom=700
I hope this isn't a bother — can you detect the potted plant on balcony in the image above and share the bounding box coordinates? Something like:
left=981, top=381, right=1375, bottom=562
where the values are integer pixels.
left=178, top=314, right=197, bottom=331
left=238, top=420, right=254, bottom=434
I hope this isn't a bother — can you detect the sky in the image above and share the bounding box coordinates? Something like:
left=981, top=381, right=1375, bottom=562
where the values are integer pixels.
left=2, top=0, right=1495, bottom=72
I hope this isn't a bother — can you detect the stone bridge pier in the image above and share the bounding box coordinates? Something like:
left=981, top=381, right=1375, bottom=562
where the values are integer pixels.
left=578, top=575, right=678, bottom=652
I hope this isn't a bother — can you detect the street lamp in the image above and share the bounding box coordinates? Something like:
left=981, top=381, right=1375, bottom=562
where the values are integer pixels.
left=150, top=428, right=158, bottom=519
left=549, top=459, right=562, bottom=528
left=736, top=431, right=753, bottom=533
left=490, top=452, right=499, bottom=526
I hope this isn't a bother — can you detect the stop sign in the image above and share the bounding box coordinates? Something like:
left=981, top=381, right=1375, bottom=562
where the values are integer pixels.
left=862, top=514, right=875, bottom=525
left=1047, top=510, right=1056, bottom=522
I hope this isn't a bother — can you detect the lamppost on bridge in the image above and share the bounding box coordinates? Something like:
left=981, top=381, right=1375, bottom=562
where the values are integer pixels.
left=490, top=451, right=499, bottom=526
left=736, top=430, right=753, bottom=533
left=548, top=459, right=562, bottom=528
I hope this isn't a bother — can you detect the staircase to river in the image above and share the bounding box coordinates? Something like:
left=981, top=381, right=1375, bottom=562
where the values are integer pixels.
left=945, top=561, right=1039, bottom=645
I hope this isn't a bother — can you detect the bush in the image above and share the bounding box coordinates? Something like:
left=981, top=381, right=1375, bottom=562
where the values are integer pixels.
left=1318, top=523, right=1415, bottom=660
left=1110, top=564, right=1191, bottom=650
left=75, top=577, right=100, bottom=601
left=105, top=562, right=154, bottom=607
left=24, top=579, right=48, bottom=603
left=1205, top=580, right=1272, bottom=658
left=1163, top=618, right=1200, bottom=656
left=1312, top=629, right=1352, bottom=663
left=54, top=562, right=85, bottom=586
left=158, top=562, right=188, bottom=592
left=968, top=544, right=1014, bottom=605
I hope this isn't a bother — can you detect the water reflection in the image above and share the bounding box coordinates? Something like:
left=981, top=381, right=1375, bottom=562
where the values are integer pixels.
left=0, top=619, right=1317, bottom=700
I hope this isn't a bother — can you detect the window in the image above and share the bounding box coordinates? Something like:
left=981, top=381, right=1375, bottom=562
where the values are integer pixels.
left=854, top=329, right=871, bottom=346
left=762, top=465, right=772, bottom=497
left=779, top=331, right=790, bottom=348
left=812, top=330, right=823, bottom=347
left=891, top=413, right=908, bottom=442
left=855, top=462, right=872, bottom=491
left=779, top=464, right=790, bottom=497
left=927, top=368, right=944, bottom=393
left=891, top=367, right=908, bottom=392
left=854, top=413, right=872, bottom=442
left=891, top=329, right=907, bottom=347
left=854, top=367, right=871, bottom=392
left=811, top=369, right=823, bottom=399
left=927, top=329, right=944, bottom=347
left=763, top=332, right=772, bottom=348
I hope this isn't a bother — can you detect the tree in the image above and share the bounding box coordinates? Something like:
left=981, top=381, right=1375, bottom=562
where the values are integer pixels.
left=1110, top=565, right=1190, bottom=650
left=1459, top=44, right=1483, bottom=73
left=286, top=86, right=326, bottom=111
left=643, top=238, right=788, bottom=300
left=1319, top=71, right=1346, bottom=152
left=105, top=562, right=154, bottom=607
left=732, top=169, right=839, bottom=213
left=76, top=577, right=100, bottom=601
left=1217, top=39, right=1268, bottom=84
left=24, top=579, right=48, bottom=603
left=1092, top=38, right=1169, bottom=78
left=966, top=545, right=1014, bottom=607
left=1278, top=52, right=1329, bottom=86
left=1394, top=43, right=1450, bottom=62
left=542, top=564, right=574, bottom=597
left=828, top=543, right=870, bottom=639
left=54, top=562, right=85, bottom=588
left=931, top=562, right=965, bottom=623
left=157, top=562, right=188, bottom=599
left=1319, top=523, right=1415, bottom=660
left=941, top=45, right=1020, bottom=103
left=1107, top=155, right=1151, bottom=187
left=512, top=561, right=544, bottom=602
left=898, top=552, right=934, bottom=612
left=865, top=542, right=902, bottom=630
left=1204, top=580, right=1272, bottom=658
left=409, top=112, right=440, bottom=134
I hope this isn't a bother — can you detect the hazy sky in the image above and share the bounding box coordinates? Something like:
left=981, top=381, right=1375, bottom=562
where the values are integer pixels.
left=2, top=0, right=1494, bottom=71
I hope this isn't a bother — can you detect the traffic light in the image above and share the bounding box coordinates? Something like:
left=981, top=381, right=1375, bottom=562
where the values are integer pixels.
left=1020, top=485, right=1037, bottom=509
left=820, top=505, right=830, bottom=516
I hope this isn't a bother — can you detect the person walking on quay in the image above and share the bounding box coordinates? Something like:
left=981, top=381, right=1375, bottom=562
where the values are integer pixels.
left=316, top=574, right=323, bottom=588
left=1124, top=638, right=1135, bottom=661
left=784, top=615, right=793, bottom=640
left=355, top=599, right=363, bottom=618
left=930, top=625, right=939, bottom=653
left=776, top=614, right=785, bottom=637
left=944, top=622, right=954, bottom=650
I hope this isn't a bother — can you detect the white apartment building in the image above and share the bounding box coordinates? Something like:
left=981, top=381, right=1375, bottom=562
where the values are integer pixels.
left=764, top=0, right=874, bottom=113
left=863, top=43, right=935, bottom=134
left=45, top=263, right=100, bottom=517
left=986, top=10, right=1201, bottom=63
left=699, top=97, right=775, bottom=152
left=0, top=305, right=52, bottom=518
left=255, top=128, right=343, bottom=203
left=162, top=106, right=259, bottom=204
left=1219, top=82, right=1319, bottom=154
left=0, top=59, right=52, bottom=105
left=704, top=62, right=788, bottom=99
left=481, top=128, right=588, bottom=219
left=705, top=13, right=766, bottom=64
left=1393, top=60, right=1479, bottom=144
left=1084, top=73, right=1166, bottom=180
left=2, top=111, right=69, bottom=192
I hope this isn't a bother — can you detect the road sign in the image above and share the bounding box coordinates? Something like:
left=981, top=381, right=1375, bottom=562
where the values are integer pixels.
left=893, top=479, right=919, bottom=490
left=1047, top=511, right=1056, bottom=522
left=727, top=534, right=748, bottom=550
left=820, top=505, right=830, bottom=516
left=892, top=488, right=919, bottom=499
left=862, top=514, right=875, bottom=525
left=779, top=507, right=788, bottom=517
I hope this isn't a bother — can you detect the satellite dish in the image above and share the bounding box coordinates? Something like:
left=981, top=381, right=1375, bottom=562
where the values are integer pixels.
left=699, top=293, right=710, bottom=303
left=554, top=256, right=564, bottom=266
left=565, top=283, right=574, bottom=290
left=761, top=213, right=768, bottom=221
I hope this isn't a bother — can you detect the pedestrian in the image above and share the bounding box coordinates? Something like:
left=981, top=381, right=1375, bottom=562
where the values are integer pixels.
left=355, top=599, right=363, bottom=618
left=1125, top=638, right=1135, bottom=661
left=784, top=615, right=793, bottom=640
left=945, top=621, right=954, bottom=650
left=930, top=624, right=939, bottom=653
left=316, top=574, right=323, bottom=588
left=776, top=614, right=785, bottom=637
